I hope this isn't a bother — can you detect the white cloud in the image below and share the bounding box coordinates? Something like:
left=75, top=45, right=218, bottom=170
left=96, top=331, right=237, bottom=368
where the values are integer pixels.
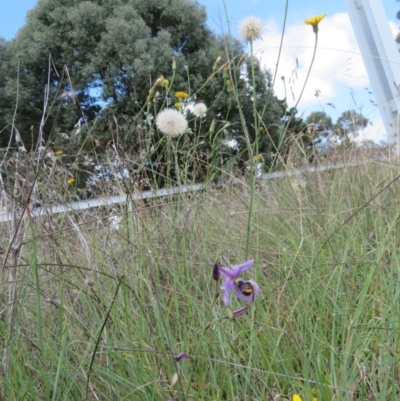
left=355, top=118, right=388, bottom=145
left=254, top=13, right=369, bottom=109
left=389, top=20, right=398, bottom=38
left=253, top=13, right=399, bottom=145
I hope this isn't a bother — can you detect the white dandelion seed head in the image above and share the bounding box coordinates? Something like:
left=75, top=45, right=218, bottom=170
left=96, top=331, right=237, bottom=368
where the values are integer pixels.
left=46, top=152, right=56, bottom=162
left=109, top=213, right=122, bottom=233
left=193, top=102, right=207, bottom=117
left=156, top=108, right=188, bottom=137
left=238, top=16, right=264, bottom=42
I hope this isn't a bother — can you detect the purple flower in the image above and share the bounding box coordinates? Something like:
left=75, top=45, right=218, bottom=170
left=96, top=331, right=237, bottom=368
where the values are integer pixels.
left=212, top=262, right=221, bottom=280
left=218, top=259, right=260, bottom=306
left=174, top=352, right=189, bottom=362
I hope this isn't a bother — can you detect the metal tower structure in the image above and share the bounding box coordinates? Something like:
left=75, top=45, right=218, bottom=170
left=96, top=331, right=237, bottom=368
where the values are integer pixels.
left=344, top=0, right=400, bottom=152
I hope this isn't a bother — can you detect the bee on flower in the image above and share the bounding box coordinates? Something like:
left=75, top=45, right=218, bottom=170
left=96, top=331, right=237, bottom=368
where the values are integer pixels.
left=213, top=259, right=259, bottom=306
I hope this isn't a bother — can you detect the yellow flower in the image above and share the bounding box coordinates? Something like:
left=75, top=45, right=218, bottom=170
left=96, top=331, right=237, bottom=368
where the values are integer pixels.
left=292, top=395, right=317, bottom=401
left=253, top=154, right=263, bottom=162
left=67, top=178, right=75, bottom=185
left=54, top=150, right=63, bottom=156
left=175, top=91, right=188, bottom=100
left=303, top=14, right=325, bottom=33
left=175, top=102, right=182, bottom=109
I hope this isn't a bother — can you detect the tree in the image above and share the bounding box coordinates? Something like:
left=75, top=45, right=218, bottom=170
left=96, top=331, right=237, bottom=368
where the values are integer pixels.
left=306, top=111, right=333, bottom=136
left=0, top=0, right=213, bottom=143
left=333, top=109, right=369, bottom=138
left=0, top=37, right=22, bottom=143
left=0, top=0, right=295, bottom=193
left=0, top=0, right=288, bottom=154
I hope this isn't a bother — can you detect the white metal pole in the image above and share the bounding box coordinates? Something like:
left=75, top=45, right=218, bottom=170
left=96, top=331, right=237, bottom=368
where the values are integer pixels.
left=344, top=0, right=400, bottom=152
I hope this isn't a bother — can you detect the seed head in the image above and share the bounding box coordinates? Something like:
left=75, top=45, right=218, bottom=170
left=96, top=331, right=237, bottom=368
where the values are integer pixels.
left=156, top=108, right=188, bottom=137
left=239, top=16, right=264, bottom=42
left=193, top=102, right=207, bottom=117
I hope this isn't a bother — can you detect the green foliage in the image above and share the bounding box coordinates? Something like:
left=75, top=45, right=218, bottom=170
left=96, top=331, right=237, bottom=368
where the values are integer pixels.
left=0, top=38, right=19, bottom=138
left=0, top=0, right=290, bottom=185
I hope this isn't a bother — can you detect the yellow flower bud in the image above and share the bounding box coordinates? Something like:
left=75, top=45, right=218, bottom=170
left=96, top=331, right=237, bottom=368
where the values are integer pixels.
left=222, top=65, right=229, bottom=80
left=228, top=340, right=239, bottom=354
left=225, top=307, right=233, bottom=320
left=226, top=79, right=233, bottom=94
left=209, top=119, right=216, bottom=135
left=160, top=75, right=169, bottom=88
left=212, top=56, right=222, bottom=73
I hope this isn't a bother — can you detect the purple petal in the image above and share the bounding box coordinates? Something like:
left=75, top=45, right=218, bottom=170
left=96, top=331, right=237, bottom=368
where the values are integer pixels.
left=174, top=352, right=189, bottom=362
left=230, top=259, right=254, bottom=277
left=218, top=266, right=235, bottom=280
left=232, top=306, right=248, bottom=317
left=234, top=280, right=259, bottom=303
left=219, top=259, right=254, bottom=280
left=221, top=279, right=234, bottom=306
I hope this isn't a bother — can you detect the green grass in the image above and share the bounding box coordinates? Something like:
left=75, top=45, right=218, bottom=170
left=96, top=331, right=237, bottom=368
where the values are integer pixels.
left=1, top=155, right=400, bottom=400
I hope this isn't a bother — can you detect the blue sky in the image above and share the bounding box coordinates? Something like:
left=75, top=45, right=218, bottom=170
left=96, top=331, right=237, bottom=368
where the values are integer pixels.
left=1, top=0, right=399, bottom=143
left=2, top=1, right=397, bottom=40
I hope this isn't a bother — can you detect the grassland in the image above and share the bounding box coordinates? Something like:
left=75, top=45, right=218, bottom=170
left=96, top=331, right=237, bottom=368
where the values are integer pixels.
left=1, top=148, right=400, bottom=401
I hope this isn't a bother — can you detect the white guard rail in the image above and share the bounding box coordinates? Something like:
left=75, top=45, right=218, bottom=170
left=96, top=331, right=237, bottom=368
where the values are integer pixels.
left=0, top=159, right=380, bottom=223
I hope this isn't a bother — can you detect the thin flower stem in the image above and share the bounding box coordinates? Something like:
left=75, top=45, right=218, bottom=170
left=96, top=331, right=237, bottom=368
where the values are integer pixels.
left=245, top=39, right=259, bottom=259
left=221, top=0, right=252, bottom=152
left=185, top=66, right=191, bottom=96
left=294, top=32, right=319, bottom=117
left=273, top=30, right=319, bottom=164
left=259, top=0, right=288, bottom=121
